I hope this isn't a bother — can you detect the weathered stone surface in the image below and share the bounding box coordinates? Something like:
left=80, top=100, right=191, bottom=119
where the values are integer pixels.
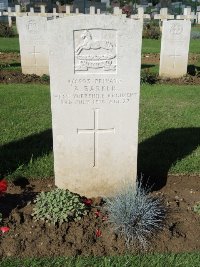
left=159, top=20, right=191, bottom=78
left=197, top=12, right=200, bottom=24
left=48, top=15, right=142, bottom=197
left=17, top=16, right=49, bottom=76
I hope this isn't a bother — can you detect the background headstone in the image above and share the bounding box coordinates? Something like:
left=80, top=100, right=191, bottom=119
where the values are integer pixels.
left=17, top=16, right=49, bottom=76
left=176, top=7, right=196, bottom=21
left=197, top=12, right=200, bottom=24
left=131, top=7, right=150, bottom=24
left=73, top=0, right=106, bottom=13
left=154, top=7, right=174, bottom=22
left=48, top=14, right=142, bottom=197
left=159, top=20, right=191, bottom=78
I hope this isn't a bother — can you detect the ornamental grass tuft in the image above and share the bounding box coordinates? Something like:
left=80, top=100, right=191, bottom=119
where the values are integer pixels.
left=105, top=180, right=166, bottom=249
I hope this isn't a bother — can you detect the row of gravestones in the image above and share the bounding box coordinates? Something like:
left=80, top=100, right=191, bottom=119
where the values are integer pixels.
left=15, top=8, right=192, bottom=78
left=1, top=7, right=195, bottom=197
left=1, top=4, right=199, bottom=27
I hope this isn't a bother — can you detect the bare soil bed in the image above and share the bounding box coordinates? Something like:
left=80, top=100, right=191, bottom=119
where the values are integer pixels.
left=142, top=53, right=200, bottom=65
left=0, top=175, right=200, bottom=258
left=0, top=70, right=49, bottom=84
left=0, top=52, right=200, bottom=85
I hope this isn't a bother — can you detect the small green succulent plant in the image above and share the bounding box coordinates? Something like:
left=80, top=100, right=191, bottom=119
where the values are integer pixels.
left=32, top=188, right=88, bottom=224
left=193, top=202, right=200, bottom=214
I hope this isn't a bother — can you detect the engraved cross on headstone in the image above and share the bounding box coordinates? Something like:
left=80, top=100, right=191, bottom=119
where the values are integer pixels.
left=131, top=7, right=150, bottom=22
left=0, top=5, right=21, bottom=27
left=176, top=7, right=197, bottom=21
left=154, top=8, right=174, bottom=26
left=77, top=108, right=115, bottom=167
left=168, top=49, right=181, bottom=69
left=29, top=46, right=41, bottom=66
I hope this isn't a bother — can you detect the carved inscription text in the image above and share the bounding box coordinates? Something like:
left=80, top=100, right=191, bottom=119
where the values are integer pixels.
left=54, top=78, right=137, bottom=105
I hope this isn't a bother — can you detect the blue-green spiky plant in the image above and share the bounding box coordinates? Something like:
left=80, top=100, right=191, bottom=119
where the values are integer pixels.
left=105, top=181, right=166, bottom=249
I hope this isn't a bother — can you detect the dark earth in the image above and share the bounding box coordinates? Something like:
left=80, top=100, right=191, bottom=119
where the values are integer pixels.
left=0, top=175, right=200, bottom=258
left=0, top=52, right=200, bottom=85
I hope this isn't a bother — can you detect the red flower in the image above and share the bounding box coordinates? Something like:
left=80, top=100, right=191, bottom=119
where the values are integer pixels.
left=83, top=198, right=93, bottom=206
left=0, top=179, right=7, bottom=193
left=94, top=210, right=101, bottom=218
left=95, top=229, right=102, bottom=237
left=0, top=227, right=10, bottom=233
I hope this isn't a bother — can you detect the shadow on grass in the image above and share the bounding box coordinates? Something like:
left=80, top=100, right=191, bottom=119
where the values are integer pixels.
left=1, top=127, right=200, bottom=192
left=187, top=65, right=200, bottom=76
left=0, top=129, right=53, bottom=178
left=141, top=64, right=156, bottom=69
left=7, top=62, right=21, bottom=67
left=0, top=188, right=37, bottom=218
left=0, top=62, right=21, bottom=69
left=137, top=127, right=200, bottom=190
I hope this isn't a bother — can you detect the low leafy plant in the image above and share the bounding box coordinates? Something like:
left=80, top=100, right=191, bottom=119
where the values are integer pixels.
left=105, top=181, right=166, bottom=249
left=0, top=23, right=15, bottom=37
left=193, top=202, right=200, bottom=214
left=187, top=65, right=200, bottom=77
left=190, top=31, right=200, bottom=40
left=32, top=188, right=88, bottom=224
left=143, top=23, right=161, bottom=40
left=141, top=69, right=158, bottom=84
left=41, top=74, right=50, bottom=83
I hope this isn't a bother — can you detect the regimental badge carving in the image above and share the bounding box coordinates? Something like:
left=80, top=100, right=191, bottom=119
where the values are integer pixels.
left=170, top=23, right=183, bottom=35
left=26, top=18, right=46, bottom=36
left=26, top=20, right=39, bottom=34
left=74, top=29, right=117, bottom=74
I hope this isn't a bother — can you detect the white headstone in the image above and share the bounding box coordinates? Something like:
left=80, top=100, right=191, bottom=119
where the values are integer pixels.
left=65, top=5, right=71, bottom=14
left=17, top=16, right=49, bottom=76
left=176, top=7, right=196, bottom=21
left=0, top=5, right=23, bottom=29
left=181, top=5, right=185, bottom=13
left=15, top=5, right=21, bottom=33
left=191, top=11, right=195, bottom=23
left=30, top=7, right=34, bottom=14
left=48, top=15, right=142, bottom=197
left=131, top=7, right=150, bottom=22
left=7, top=7, right=12, bottom=27
left=184, top=7, right=191, bottom=15
left=159, top=20, right=191, bottom=78
left=15, top=4, right=21, bottom=14
left=90, top=6, right=95, bottom=15
left=197, top=12, right=200, bottom=24
left=154, top=8, right=174, bottom=21
left=40, top=5, right=45, bottom=14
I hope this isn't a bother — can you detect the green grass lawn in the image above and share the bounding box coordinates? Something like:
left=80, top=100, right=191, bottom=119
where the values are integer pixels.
left=0, top=83, right=199, bottom=180
left=1, top=252, right=200, bottom=266
left=142, top=38, right=200, bottom=54
left=191, top=25, right=200, bottom=32
left=0, top=37, right=20, bottom=52
left=0, top=84, right=52, bottom=179
left=139, top=84, right=200, bottom=177
left=0, top=36, right=199, bottom=54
